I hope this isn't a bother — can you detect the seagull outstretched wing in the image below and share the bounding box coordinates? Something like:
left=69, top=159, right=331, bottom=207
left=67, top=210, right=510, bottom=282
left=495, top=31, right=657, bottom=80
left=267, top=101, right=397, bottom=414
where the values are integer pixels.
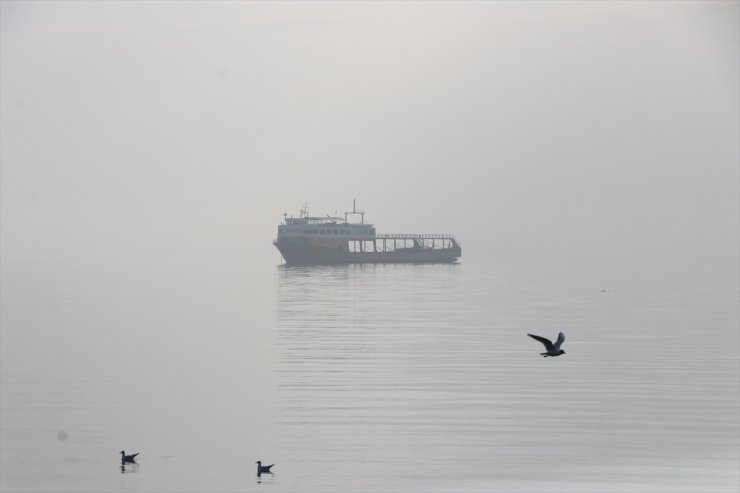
left=527, top=333, right=554, bottom=351
left=553, top=332, right=565, bottom=350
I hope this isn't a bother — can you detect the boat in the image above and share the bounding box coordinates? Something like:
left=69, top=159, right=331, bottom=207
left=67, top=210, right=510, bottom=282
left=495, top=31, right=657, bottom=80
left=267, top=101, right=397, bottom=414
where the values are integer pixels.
left=273, top=202, right=461, bottom=265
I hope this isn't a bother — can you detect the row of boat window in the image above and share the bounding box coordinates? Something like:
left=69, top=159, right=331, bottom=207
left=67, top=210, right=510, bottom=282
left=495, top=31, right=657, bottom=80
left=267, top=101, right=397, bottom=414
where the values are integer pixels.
left=283, top=227, right=374, bottom=236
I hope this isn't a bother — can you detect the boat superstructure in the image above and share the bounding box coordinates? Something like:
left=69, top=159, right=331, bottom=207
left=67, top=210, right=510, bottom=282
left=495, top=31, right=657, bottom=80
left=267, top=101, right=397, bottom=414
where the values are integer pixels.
left=273, top=203, right=461, bottom=265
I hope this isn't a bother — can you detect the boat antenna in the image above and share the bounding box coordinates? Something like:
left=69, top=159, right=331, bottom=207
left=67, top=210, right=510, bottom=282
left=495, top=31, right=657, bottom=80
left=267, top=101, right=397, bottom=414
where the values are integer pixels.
left=345, top=199, right=365, bottom=224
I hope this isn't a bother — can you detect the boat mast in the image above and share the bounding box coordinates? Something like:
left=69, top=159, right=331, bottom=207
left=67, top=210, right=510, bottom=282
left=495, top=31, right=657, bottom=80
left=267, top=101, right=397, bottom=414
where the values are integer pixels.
left=344, top=199, right=364, bottom=224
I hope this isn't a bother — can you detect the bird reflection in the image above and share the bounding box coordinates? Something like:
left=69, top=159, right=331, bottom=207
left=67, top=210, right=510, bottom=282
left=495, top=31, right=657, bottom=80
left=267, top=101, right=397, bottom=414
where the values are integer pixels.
left=256, top=471, right=275, bottom=485
left=120, top=463, right=139, bottom=474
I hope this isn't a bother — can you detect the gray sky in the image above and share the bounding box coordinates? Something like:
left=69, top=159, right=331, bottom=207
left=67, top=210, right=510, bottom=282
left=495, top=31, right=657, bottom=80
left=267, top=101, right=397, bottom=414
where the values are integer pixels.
left=1, top=1, right=738, bottom=268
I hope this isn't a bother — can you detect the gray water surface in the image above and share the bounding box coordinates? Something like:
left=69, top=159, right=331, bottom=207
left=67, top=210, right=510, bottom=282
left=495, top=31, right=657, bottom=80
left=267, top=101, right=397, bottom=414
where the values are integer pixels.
left=1, top=254, right=738, bottom=492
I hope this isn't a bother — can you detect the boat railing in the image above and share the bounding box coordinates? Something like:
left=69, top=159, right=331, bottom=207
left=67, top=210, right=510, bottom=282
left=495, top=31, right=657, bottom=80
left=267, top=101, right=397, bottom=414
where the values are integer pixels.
left=377, top=233, right=457, bottom=240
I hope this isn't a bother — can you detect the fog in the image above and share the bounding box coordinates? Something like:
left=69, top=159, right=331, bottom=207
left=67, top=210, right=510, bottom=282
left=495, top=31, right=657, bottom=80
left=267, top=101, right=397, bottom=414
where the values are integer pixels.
left=1, top=4, right=738, bottom=491
left=2, top=1, right=738, bottom=271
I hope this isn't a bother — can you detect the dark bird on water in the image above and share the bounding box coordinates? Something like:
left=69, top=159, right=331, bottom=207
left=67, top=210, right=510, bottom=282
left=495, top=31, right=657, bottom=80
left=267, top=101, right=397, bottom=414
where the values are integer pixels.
left=256, top=461, right=274, bottom=475
left=120, top=451, right=139, bottom=464
left=527, top=332, right=566, bottom=357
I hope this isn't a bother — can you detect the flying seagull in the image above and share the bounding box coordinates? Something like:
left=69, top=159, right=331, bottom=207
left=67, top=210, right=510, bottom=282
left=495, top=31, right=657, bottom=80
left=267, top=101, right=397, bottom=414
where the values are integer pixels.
left=120, top=451, right=139, bottom=464
left=527, top=332, right=566, bottom=357
left=256, top=461, right=274, bottom=475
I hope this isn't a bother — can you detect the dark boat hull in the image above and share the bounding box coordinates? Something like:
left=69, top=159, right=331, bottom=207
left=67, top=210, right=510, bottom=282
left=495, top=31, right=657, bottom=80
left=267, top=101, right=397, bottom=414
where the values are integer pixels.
left=274, top=237, right=461, bottom=265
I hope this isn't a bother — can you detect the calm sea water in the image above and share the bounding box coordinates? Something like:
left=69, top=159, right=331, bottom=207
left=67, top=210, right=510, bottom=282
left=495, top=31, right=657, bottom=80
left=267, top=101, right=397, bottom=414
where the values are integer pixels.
left=1, top=252, right=738, bottom=492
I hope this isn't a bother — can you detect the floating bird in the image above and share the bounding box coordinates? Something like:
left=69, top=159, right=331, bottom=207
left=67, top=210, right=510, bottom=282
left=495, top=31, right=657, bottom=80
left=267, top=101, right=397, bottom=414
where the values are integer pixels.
left=527, top=332, right=566, bottom=357
left=256, top=461, right=274, bottom=475
left=120, top=451, right=139, bottom=464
